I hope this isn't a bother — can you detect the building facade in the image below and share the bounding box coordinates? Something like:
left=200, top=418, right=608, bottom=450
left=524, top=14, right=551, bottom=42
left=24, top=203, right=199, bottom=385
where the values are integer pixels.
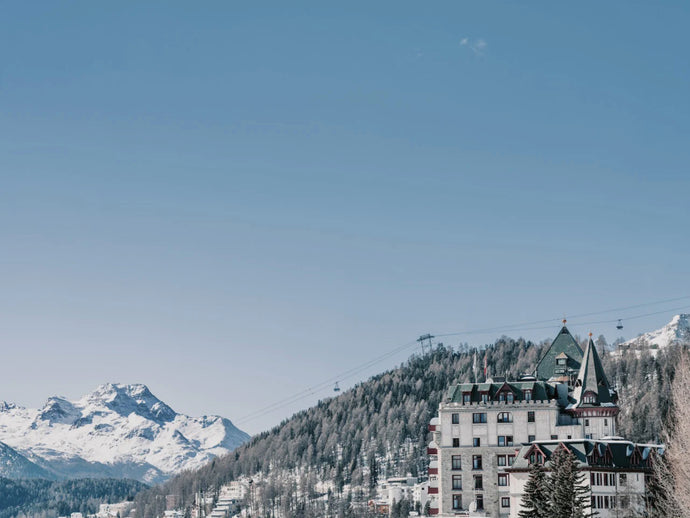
left=427, top=323, right=660, bottom=517
left=507, top=439, right=661, bottom=518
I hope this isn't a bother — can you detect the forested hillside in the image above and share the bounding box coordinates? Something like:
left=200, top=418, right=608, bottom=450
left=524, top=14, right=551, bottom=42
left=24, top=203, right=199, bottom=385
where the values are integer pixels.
left=134, top=335, right=683, bottom=518
left=0, top=478, right=145, bottom=518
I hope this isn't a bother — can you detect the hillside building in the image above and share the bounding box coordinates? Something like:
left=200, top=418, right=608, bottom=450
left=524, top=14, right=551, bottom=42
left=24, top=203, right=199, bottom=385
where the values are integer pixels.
left=427, top=323, right=662, bottom=517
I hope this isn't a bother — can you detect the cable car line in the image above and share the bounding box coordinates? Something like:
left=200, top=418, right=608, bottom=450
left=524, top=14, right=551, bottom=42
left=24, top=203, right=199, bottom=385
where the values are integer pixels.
left=235, top=298, right=689, bottom=426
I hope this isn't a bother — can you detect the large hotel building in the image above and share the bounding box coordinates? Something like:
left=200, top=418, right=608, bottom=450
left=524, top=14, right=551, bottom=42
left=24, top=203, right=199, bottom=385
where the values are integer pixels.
left=426, top=323, right=662, bottom=517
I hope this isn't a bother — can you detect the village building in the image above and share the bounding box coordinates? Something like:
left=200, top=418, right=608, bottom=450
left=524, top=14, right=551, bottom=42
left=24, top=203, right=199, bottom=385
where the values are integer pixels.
left=427, top=322, right=662, bottom=517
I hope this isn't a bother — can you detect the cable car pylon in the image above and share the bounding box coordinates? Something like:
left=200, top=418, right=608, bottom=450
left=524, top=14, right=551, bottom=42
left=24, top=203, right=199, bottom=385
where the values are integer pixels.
left=417, top=333, right=435, bottom=355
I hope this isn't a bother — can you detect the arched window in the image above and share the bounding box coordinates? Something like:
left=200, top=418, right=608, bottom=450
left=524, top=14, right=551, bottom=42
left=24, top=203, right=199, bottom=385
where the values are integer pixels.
left=497, top=412, right=513, bottom=423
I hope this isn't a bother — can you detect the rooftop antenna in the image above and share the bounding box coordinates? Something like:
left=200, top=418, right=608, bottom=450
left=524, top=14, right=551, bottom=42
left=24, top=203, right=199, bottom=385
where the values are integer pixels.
left=417, top=334, right=434, bottom=355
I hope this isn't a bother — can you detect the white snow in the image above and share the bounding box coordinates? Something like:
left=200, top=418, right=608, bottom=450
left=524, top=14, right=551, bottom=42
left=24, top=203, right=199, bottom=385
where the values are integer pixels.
left=0, top=383, right=249, bottom=483
left=622, top=314, right=690, bottom=350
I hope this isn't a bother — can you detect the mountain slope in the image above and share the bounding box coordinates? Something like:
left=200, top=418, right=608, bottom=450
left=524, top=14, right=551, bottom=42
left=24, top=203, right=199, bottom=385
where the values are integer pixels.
left=0, top=384, right=249, bottom=483
left=0, top=441, right=55, bottom=480
left=134, top=326, right=683, bottom=518
left=622, top=314, right=690, bottom=350
left=0, top=477, right=146, bottom=518
left=134, top=338, right=542, bottom=517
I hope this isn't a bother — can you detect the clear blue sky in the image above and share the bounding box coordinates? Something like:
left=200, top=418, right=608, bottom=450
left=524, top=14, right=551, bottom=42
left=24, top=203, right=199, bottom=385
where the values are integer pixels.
left=1, top=2, right=688, bottom=434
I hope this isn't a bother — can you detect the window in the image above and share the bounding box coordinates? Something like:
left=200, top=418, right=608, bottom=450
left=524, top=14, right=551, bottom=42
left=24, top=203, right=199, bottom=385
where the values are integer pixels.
left=585, top=419, right=590, bottom=426
left=474, top=475, right=483, bottom=490
left=620, top=496, right=629, bottom=508
left=452, top=475, right=462, bottom=490
left=497, top=412, right=512, bottom=423
left=497, top=455, right=507, bottom=466
left=452, top=413, right=460, bottom=424
left=524, top=390, right=532, bottom=401
left=528, top=435, right=535, bottom=443
left=498, top=473, right=509, bottom=486
left=550, top=435, right=558, bottom=440
left=472, top=455, right=483, bottom=470
left=619, top=473, right=627, bottom=486
left=452, top=455, right=462, bottom=470
left=473, top=437, right=481, bottom=447
left=604, top=418, right=608, bottom=426
left=473, top=413, right=487, bottom=423
left=507, top=454, right=515, bottom=466
left=585, top=434, right=593, bottom=439
left=463, top=394, right=471, bottom=404
left=528, top=411, right=535, bottom=423
left=481, top=393, right=488, bottom=403
left=452, top=438, right=460, bottom=447
left=507, top=392, right=514, bottom=403
left=476, top=495, right=484, bottom=510
left=498, top=436, right=513, bottom=446
left=557, top=358, right=566, bottom=366
left=501, top=497, right=510, bottom=508
left=583, top=394, right=596, bottom=404
left=499, top=393, right=505, bottom=402
left=452, top=494, right=462, bottom=510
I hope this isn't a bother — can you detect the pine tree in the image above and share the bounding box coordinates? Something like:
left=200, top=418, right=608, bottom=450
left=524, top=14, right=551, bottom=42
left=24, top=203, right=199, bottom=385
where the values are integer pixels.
left=549, top=447, right=595, bottom=518
left=518, top=462, right=551, bottom=518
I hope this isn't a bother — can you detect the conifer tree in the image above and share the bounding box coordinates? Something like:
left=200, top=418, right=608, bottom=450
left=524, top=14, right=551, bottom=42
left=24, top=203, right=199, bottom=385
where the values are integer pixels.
left=549, top=447, right=595, bottom=518
left=518, top=462, right=551, bottom=518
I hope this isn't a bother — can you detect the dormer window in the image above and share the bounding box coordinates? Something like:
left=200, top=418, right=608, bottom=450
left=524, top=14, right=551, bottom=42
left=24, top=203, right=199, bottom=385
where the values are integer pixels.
left=463, top=393, right=471, bottom=404
left=582, top=391, right=597, bottom=404
left=499, top=393, right=505, bottom=402
left=506, top=392, right=514, bottom=403
left=524, top=390, right=532, bottom=401
left=556, top=358, right=566, bottom=366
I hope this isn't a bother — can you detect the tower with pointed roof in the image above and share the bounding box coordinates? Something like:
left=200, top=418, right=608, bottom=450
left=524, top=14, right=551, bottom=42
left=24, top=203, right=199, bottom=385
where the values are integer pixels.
left=567, top=334, right=619, bottom=439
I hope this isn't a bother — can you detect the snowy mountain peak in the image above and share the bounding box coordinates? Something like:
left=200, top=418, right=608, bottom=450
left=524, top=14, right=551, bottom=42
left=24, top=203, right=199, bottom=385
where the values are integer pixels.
left=37, top=397, right=80, bottom=425
left=0, top=402, right=18, bottom=412
left=623, top=314, right=690, bottom=350
left=82, top=383, right=176, bottom=423
left=0, top=384, right=249, bottom=483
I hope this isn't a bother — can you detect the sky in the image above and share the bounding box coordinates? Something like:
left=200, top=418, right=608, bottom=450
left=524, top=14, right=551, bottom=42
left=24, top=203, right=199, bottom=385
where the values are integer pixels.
left=0, top=1, right=689, bottom=435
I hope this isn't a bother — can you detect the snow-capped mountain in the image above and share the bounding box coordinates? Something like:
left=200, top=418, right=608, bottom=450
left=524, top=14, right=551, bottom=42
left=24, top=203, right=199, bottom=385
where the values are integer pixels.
left=0, top=440, right=55, bottom=479
left=0, top=383, right=249, bottom=483
left=622, top=314, right=690, bottom=350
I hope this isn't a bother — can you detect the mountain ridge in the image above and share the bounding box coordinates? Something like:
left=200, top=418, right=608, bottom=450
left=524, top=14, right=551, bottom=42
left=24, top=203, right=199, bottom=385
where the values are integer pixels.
left=622, top=314, right=690, bottom=350
left=0, top=383, right=249, bottom=483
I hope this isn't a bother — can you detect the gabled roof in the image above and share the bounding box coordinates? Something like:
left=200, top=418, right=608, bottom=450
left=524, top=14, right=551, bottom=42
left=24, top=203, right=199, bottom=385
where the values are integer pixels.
left=446, top=381, right=555, bottom=403
left=572, top=337, right=615, bottom=407
left=508, top=439, right=664, bottom=471
left=535, top=326, right=584, bottom=382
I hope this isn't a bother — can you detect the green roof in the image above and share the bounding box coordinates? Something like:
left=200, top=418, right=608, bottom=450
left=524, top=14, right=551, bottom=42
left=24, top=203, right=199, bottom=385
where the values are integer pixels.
left=509, top=440, right=664, bottom=471
left=447, top=380, right=555, bottom=403
left=572, top=338, right=615, bottom=407
left=535, top=326, right=584, bottom=381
